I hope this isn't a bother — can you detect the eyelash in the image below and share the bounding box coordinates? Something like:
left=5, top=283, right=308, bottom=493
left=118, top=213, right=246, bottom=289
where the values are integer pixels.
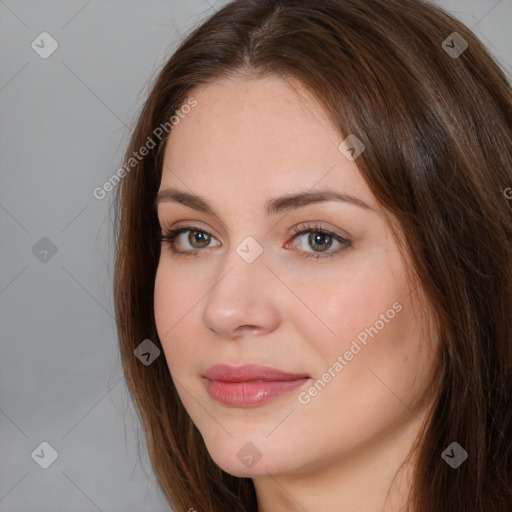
left=156, top=222, right=351, bottom=261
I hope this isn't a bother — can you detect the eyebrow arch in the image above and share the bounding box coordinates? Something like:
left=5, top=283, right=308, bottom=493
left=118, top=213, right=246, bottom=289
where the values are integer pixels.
left=154, top=187, right=373, bottom=216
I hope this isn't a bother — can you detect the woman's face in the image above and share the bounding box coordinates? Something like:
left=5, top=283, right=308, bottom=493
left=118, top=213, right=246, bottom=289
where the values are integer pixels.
left=154, top=76, right=437, bottom=478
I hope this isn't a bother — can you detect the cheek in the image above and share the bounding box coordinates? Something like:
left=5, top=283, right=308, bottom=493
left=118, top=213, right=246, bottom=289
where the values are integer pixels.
left=292, top=255, right=407, bottom=361
left=310, top=269, right=433, bottom=413
left=153, top=264, right=199, bottom=372
left=154, top=260, right=200, bottom=328
left=153, top=264, right=173, bottom=338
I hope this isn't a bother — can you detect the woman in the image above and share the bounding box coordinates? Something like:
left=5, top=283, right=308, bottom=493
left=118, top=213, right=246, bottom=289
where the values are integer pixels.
left=113, top=0, right=512, bottom=510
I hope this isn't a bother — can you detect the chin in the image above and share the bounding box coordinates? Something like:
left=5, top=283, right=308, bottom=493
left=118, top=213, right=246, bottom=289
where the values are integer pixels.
left=202, top=434, right=302, bottom=478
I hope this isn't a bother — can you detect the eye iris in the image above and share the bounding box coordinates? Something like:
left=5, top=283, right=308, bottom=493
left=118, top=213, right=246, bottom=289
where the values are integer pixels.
left=309, top=232, right=332, bottom=251
left=189, top=230, right=210, bottom=248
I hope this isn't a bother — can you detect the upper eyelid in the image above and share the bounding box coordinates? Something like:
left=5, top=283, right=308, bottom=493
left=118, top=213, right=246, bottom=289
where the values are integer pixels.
left=163, top=222, right=346, bottom=239
left=162, top=221, right=222, bottom=241
left=160, top=217, right=349, bottom=234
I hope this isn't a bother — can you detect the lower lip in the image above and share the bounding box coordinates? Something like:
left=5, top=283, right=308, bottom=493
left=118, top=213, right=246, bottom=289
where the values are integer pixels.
left=205, top=378, right=310, bottom=407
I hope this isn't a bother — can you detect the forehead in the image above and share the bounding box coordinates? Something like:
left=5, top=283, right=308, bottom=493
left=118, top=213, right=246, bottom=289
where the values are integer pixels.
left=160, top=76, right=373, bottom=210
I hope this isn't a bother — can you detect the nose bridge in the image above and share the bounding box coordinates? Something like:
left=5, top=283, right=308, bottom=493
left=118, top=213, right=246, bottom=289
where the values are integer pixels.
left=201, top=236, right=280, bottom=337
left=213, top=234, right=268, bottom=293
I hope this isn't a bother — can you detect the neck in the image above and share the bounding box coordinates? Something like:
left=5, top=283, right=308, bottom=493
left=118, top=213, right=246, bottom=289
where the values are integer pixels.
left=253, top=406, right=429, bottom=512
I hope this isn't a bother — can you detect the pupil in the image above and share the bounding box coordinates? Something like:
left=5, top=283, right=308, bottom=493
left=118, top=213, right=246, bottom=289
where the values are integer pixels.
left=310, top=232, right=331, bottom=251
left=191, top=231, right=209, bottom=248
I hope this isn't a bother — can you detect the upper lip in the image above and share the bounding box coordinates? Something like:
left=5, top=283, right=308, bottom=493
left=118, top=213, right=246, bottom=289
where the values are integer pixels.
left=203, top=364, right=310, bottom=382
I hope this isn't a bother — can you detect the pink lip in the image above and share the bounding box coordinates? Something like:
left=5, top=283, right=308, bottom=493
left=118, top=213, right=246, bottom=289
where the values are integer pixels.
left=203, top=364, right=311, bottom=407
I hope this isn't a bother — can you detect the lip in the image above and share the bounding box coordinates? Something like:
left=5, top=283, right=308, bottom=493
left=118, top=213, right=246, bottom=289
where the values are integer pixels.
left=203, top=364, right=311, bottom=407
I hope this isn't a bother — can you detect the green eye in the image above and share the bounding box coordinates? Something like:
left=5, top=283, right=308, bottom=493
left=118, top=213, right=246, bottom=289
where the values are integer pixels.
left=157, top=222, right=351, bottom=261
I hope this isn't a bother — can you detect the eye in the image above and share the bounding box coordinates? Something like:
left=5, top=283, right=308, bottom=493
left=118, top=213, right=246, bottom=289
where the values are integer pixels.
left=157, top=225, right=220, bottom=255
left=288, top=222, right=351, bottom=260
left=157, top=222, right=351, bottom=260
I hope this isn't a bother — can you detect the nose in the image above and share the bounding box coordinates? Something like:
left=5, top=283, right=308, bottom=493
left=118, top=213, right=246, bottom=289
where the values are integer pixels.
left=201, top=243, right=281, bottom=339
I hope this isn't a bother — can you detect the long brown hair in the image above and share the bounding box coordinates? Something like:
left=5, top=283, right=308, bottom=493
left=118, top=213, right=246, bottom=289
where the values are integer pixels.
left=112, top=1, right=512, bottom=510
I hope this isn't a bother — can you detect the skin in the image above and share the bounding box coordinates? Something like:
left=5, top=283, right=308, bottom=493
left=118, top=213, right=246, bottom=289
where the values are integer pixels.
left=153, top=75, right=439, bottom=512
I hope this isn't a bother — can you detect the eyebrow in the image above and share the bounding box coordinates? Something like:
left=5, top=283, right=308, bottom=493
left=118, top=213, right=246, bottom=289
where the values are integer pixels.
left=154, top=187, right=373, bottom=216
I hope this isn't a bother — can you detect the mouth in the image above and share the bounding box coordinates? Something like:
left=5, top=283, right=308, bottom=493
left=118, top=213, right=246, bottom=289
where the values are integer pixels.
left=203, top=364, right=311, bottom=407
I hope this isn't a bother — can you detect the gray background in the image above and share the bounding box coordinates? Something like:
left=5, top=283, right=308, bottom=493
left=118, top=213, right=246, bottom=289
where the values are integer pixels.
left=1, top=1, right=510, bottom=511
